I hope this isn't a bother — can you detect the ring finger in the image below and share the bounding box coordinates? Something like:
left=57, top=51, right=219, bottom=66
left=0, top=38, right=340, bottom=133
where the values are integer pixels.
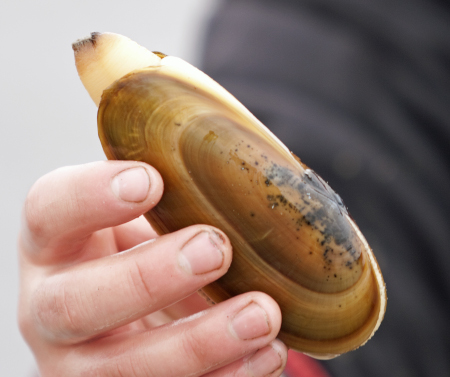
left=64, top=292, right=284, bottom=377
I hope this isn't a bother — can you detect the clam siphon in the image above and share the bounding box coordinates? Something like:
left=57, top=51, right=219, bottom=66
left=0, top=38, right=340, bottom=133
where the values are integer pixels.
left=73, top=32, right=386, bottom=359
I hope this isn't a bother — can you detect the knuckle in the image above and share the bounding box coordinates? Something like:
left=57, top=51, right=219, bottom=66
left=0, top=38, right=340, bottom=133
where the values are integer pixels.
left=32, top=278, right=87, bottom=340
left=99, top=354, right=152, bottom=377
left=23, top=177, right=49, bottom=243
left=21, top=167, right=83, bottom=248
left=22, top=169, right=68, bottom=246
left=180, top=330, right=208, bottom=369
left=115, top=356, right=140, bottom=377
left=102, top=361, right=129, bottom=377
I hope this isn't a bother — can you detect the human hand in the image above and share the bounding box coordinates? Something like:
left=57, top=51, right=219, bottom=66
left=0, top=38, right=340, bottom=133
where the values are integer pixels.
left=18, top=161, right=287, bottom=376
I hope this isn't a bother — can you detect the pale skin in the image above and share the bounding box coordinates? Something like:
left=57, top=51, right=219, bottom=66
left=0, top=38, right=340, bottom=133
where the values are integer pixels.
left=18, top=160, right=288, bottom=376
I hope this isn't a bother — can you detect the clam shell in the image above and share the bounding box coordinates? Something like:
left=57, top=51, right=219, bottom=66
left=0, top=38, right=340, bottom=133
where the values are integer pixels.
left=97, top=61, right=386, bottom=358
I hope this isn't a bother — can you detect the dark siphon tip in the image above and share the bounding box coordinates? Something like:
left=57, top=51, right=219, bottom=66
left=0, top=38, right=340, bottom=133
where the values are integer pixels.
left=72, top=31, right=102, bottom=52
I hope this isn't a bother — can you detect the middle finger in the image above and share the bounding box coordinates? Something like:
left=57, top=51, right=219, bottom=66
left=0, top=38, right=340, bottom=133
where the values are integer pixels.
left=32, top=225, right=232, bottom=342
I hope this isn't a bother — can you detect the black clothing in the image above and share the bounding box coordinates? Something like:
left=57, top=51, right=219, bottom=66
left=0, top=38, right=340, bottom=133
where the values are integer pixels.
left=201, top=1, right=450, bottom=376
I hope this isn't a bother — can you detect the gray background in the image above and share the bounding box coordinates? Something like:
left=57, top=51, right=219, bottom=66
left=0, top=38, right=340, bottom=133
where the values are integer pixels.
left=0, top=0, right=219, bottom=374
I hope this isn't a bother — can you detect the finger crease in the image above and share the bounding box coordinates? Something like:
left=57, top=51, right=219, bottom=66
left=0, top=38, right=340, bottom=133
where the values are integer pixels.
left=61, top=284, right=78, bottom=337
left=133, top=260, right=154, bottom=306
left=180, top=331, right=208, bottom=372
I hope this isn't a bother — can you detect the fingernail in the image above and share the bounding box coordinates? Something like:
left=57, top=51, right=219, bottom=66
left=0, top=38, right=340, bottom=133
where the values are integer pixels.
left=230, top=302, right=270, bottom=340
left=111, top=167, right=150, bottom=202
left=245, top=345, right=283, bottom=377
left=179, top=231, right=224, bottom=275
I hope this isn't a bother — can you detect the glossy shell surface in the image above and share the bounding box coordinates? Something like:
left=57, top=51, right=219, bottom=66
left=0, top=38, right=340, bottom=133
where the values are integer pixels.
left=97, top=63, right=386, bottom=358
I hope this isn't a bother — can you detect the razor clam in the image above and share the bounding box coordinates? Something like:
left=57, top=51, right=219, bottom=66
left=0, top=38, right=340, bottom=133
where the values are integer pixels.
left=74, top=32, right=386, bottom=359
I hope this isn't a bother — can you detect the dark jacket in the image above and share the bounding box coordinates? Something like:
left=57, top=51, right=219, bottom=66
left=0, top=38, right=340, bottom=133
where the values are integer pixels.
left=201, top=1, right=450, bottom=376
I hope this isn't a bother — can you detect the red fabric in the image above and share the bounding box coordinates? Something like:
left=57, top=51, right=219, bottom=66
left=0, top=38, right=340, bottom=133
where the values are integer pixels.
left=284, top=350, right=331, bottom=377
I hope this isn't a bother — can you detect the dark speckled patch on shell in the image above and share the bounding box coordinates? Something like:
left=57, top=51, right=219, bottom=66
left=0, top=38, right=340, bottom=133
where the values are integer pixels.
left=264, top=163, right=361, bottom=268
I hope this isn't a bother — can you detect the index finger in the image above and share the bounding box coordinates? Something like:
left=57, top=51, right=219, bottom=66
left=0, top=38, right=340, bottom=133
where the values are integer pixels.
left=20, top=160, right=163, bottom=265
